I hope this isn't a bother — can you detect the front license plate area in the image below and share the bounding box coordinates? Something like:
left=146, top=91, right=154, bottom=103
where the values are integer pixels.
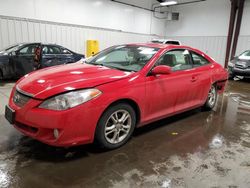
left=5, top=105, right=15, bottom=124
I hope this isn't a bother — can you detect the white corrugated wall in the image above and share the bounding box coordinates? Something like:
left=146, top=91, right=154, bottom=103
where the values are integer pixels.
left=236, top=36, right=250, bottom=55
left=0, top=15, right=156, bottom=54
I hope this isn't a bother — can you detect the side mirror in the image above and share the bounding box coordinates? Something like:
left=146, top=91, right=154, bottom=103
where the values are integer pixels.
left=151, top=65, right=172, bottom=75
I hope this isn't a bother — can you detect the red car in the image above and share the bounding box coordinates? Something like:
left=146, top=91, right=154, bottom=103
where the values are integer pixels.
left=5, top=43, right=228, bottom=149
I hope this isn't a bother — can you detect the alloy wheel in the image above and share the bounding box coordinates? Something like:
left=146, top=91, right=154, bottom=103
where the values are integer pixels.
left=104, top=110, right=132, bottom=144
left=208, top=85, right=216, bottom=107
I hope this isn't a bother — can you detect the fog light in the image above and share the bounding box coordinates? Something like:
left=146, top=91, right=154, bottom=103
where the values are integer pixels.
left=53, top=129, right=59, bottom=139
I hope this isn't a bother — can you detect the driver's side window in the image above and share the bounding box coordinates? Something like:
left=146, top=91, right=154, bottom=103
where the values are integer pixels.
left=19, top=45, right=37, bottom=55
left=156, top=49, right=192, bottom=71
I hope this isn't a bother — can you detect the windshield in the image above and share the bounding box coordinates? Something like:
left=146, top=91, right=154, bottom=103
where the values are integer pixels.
left=238, top=50, right=250, bottom=60
left=0, top=44, right=24, bottom=53
left=85, top=45, right=159, bottom=72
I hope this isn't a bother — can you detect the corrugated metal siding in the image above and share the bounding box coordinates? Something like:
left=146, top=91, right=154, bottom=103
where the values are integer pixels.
left=236, top=36, right=250, bottom=55
left=0, top=15, right=155, bottom=54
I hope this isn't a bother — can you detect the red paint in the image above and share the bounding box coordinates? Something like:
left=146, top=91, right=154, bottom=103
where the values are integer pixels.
left=8, top=44, right=228, bottom=147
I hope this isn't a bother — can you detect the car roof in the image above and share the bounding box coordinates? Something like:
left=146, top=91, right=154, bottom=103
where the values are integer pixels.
left=15, top=42, right=63, bottom=46
left=126, top=43, right=189, bottom=49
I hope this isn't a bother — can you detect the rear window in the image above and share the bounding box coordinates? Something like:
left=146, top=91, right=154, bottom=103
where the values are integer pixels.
left=191, top=52, right=210, bottom=67
left=239, top=50, right=250, bottom=60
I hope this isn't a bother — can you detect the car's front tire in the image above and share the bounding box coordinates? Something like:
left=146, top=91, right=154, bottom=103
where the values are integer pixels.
left=203, top=84, right=217, bottom=110
left=0, top=69, right=3, bottom=80
left=95, top=103, right=136, bottom=150
left=228, top=73, right=235, bottom=80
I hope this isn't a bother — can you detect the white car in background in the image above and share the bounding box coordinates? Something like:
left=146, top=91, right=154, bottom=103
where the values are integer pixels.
left=151, top=39, right=181, bottom=45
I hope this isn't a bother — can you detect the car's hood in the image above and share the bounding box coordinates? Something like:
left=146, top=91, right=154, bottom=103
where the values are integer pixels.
left=0, top=51, right=8, bottom=57
left=0, top=52, right=9, bottom=63
left=235, top=58, right=250, bottom=67
left=16, top=63, right=133, bottom=99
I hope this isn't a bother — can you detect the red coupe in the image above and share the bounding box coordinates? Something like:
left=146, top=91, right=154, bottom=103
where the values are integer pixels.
left=5, top=43, right=228, bottom=149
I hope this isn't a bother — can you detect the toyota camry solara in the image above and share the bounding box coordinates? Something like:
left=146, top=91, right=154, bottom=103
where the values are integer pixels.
left=5, top=43, right=228, bottom=149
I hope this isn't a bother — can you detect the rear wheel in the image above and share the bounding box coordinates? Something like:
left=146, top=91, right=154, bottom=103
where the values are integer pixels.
left=95, top=103, right=136, bottom=149
left=203, top=84, right=217, bottom=110
left=0, top=69, right=3, bottom=80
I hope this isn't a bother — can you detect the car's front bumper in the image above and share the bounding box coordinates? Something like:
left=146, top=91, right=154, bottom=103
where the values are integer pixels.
left=228, top=66, right=250, bottom=76
left=7, top=89, right=105, bottom=147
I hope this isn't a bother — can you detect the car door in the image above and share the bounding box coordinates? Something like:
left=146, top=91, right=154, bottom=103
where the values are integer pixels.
left=41, top=45, right=58, bottom=68
left=49, top=45, right=65, bottom=65
left=145, top=49, right=196, bottom=122
left=14, top=44, right=37, bottom=76
left=57, top=47, right=75, bottom=64
left=189, top=51, right=212, bottom=106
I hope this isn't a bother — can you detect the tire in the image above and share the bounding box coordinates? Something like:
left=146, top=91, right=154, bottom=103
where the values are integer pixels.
left=0, top=69, right=3, bottom=80
left=95, top=103, right=136, bottom=150
left=203, top=84, right=217, bottom=111
left=228, top=73, right=235, bottom=80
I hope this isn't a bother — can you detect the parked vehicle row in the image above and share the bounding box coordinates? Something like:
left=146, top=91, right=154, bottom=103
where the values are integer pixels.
left=5, top=43, right=228, bottom=149
left=0, top=43, right=84, bottom=79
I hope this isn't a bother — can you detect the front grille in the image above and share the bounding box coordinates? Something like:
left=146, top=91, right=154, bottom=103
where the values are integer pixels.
left=13, top=90, right=31, bottom=107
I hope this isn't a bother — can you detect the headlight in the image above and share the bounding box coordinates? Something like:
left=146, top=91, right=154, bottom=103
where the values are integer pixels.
left=39, top=88, right=102, bottom=110
left=228, top=61, right=234, bottom=67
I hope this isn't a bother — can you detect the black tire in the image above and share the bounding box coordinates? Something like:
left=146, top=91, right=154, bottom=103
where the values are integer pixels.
left=0, top=69, right=3, bottom=80
left=228, top=73, right=235, bottom=80
left=95, top=103, right=136, bottom=150
left=203, top=84, right=217, bottom=111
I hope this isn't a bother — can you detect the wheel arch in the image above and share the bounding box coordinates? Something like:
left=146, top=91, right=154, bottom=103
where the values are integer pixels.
left=102, top=98, right=141, bottom=126
left=94, top=98, right=141, bottom=149
left=212, top=79, right=227, bottom=93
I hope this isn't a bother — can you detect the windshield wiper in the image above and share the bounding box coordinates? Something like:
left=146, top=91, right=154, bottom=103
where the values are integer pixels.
left=86, top=62, right=134, bottom=72
left=109, top=67, right=134, bottom=72
left=87, top=62, right=104, bottom=66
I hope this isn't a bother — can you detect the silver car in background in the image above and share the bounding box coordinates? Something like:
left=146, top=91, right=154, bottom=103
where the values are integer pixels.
left=228, top=50, right=250, bottom=79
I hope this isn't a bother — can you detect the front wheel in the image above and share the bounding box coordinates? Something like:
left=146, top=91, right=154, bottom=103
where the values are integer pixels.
left=228, top=73, right=235, bottom=80
left=95, top=103, right=136, bottom=150
left=0, top=70, right=3, bottom=80
left=203, top=84, right=217, bottom=110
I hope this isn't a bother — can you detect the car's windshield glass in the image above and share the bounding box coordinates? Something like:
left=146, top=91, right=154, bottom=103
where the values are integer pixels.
left=0, top=44, right=24, bottom=53
left=85, top=45, right=159, bottom=72
left=239, top=50, right=250, bottom=60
